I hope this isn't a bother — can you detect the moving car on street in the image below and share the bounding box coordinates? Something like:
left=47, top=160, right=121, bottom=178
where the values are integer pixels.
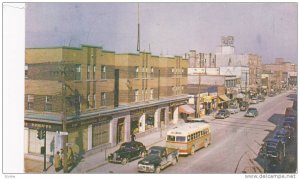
left=244, top=108, right=258, bottom=117
left=138, top=146, right=179, bottom=173
left=166, top=122, right=211, bottom=155
left=239, top=101, right=249, bottom=111
left=258, top=96, right=265, bottom=102
left=250, top=97, right=259, bottom=104
left=108, top=141, right=147, bottom=165
left=215, top=109, right=230, bottom=119
left=227, top=104, right=240, bottom=114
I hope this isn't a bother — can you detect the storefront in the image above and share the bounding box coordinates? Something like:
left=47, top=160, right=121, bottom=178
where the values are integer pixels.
left=130, top=106, right=158, bottom=134
left=218, top=94, right=231, bottom=109
left=179, top=104, right=195, bottom=120
left=203, top=96, right=212, bottom=115
left=169, top=101, right=186, bottom=123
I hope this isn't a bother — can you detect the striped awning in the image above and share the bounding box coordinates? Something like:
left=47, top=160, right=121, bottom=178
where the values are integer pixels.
left=218, top=95, right=231, bottom=102
left=179, top=105, right=195, bottom=114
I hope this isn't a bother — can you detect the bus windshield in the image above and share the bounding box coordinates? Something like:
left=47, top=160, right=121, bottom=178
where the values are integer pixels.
left=167, top=135, right=175, bottom=141
left=176, top=136, right=186, bottom=142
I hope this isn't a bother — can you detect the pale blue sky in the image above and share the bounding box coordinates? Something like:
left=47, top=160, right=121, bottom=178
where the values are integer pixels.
left=25, top=3, right=297, bottom=64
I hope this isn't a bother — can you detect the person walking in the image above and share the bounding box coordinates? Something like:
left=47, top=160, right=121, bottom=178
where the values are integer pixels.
left=67, top=147, right=74, bottom=166
left=60, top=149, right=64, bottom=168
left=54, top=151, right=61, bottom=172
left=131, top=133, right=136, bottom=141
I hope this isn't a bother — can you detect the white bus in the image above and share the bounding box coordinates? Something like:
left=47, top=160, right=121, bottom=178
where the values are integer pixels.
left=166, top=122, right=211, bottom=155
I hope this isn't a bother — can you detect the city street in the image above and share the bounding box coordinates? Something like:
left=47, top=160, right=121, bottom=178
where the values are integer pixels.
left=88, top=91, right=296, bottom=174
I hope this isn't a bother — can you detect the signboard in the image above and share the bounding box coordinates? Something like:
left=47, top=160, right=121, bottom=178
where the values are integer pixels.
left=59, top=131, right=69, bottom=135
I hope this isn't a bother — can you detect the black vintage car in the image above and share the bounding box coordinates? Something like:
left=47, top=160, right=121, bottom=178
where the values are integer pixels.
left=108, top=141, right=147, bottom=165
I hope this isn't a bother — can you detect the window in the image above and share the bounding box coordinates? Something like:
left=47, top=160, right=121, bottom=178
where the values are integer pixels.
left=44, top=96, right=52, bottom=112
left=134, top=89, right=139, bottom=102
left=92, top=121, right=110, bottom=147
left=27, top=95, right=34, bottom=110
left=101, top=65, right=106, bottom=79
left=25, top=64, right=28, bottom=78
left=167, top=135, right=175, bottom=141
left=87, top=65, right=90, bottom=79
left=151, top=67, right=154, bottom=78
left=93, top=65, right=96, bottom=80
left=176, top=136, right=186, bottom=142
left=145, top=88, right=148, bottom=100
left=87, top=94, right=91, bottom=109
left=135, top=66, right=139, bottom=78
left=75, top=64, right=81, bottom=80
left=93, top=93, right=96, bottom=108
left=101, top=92, right=106, bottom=106
left=150, top=88, right=154, bottom=100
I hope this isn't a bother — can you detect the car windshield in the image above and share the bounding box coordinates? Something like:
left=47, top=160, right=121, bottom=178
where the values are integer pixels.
left=120, top=144, right=131, bottom=149
left=149, top=150, right=160, bottom=156
left=218, top=112, right=225, bottom=115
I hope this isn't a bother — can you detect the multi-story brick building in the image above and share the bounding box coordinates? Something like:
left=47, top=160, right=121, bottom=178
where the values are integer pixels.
left=25, top=45, right=189, bottom=158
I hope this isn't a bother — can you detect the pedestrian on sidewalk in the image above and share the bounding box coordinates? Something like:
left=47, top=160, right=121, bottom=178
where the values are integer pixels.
left=67, top=147, right=74, bottom=166
left=131, top=133, right=136, bottom=141
left=54, top=151, right=61, bottom=172
left=60, top=149, right=64, bottom=168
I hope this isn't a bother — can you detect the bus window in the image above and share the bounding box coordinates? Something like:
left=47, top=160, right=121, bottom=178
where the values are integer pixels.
left=197, top=132, right=200, bottom=138
left=167, top=135, right=175, bottom=141
left=200, top=131, right=203, bottom=136
left=187, top=135, right=191, bottom=141
left=176, top=136, right=186, bottom=142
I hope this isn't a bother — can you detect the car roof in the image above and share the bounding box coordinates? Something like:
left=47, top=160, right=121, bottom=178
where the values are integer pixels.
left=248, top=108, right=257, bottom=110
left=149, top=146, right=165, bottom=151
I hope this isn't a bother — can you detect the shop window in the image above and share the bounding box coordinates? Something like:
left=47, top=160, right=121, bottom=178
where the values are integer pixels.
left=27, top=95, right=34, bottom=110
left=92, top=121, right=110, bottom=147
left=151, top=67, right=154, bottom=78
left=131, top=118, right=139, bottom=134
left=75, top=64, right=81, bottom=80
left=44, top=96, right=52, bottom=112
left=145, top=114, right=154, bottom=130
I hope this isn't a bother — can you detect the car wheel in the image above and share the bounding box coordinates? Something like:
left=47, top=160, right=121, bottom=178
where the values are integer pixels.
left=121, top=158, right=128, bottom=165
left=155, top=166, right=161, bottom=173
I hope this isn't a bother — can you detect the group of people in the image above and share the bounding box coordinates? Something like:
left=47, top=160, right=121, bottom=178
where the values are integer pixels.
left=54, top=147, right=74, bottom=172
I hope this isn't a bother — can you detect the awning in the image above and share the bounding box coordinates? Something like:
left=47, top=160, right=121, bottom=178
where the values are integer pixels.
left=218, top=95, right=231, bottom=102
left=179, top=105, right=195, bottom=114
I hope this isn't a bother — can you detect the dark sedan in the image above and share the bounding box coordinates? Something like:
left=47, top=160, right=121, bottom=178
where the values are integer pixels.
left=108, top=141, right=147, bottom=165
left=215, top=109, right=230, bottom=119
left=244, top=108, right=258, bottom=117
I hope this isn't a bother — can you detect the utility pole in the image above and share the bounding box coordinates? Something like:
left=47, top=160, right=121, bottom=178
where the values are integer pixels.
left=60, top=62, right=68, bottom=173
left=43, top=126, right=47, bottom=172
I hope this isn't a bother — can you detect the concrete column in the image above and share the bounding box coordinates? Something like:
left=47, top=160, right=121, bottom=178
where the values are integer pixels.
left=139, top=114, right=145, bottom=132
left=165, top=106, right=170, bottom=126
left=124, top=115, right=131, bottom=142
left=87, top=124, right=92, bottom=150
left=154, top=108, right=161, bottom=128
left=173, top=107, right=179, bottom=124
left=24, top=128, right=29, bottom=154
left=110, top=118, right=118, bottom=146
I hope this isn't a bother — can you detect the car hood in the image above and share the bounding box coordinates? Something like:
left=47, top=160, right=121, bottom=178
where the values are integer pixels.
left=138, top=155, right=161, bottom=165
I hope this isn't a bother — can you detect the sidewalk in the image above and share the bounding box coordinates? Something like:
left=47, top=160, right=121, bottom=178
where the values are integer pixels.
left=46, top=119, right=187, bottom=173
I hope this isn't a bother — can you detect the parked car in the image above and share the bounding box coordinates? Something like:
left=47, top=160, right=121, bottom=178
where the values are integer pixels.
left=227, top=105, right=240, bottom=114
left=239, top=101, right=249, bottom=111
left=250, top=97, right=259, bottom=104
left=258, top=96, right=265, bottom=102
left=108, top=141, right=147, bottom=165
left=215, top=109, right=230, bottom=119
left=268, top=92, right=275, bottom=97
left=244, top=108, right=258, bottom=117
left=273, top=128, right=291, bottom=144
left=263, top=138, right=284, bottom=161
left=138, top=146, right=179, bottom=173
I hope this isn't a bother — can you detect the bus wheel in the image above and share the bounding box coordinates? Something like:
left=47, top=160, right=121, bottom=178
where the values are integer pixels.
left=172, top=158, right=177, bottom=166
left=191, top=146, right=195, bottom=155
left=204, top=140, right=209, bottom=148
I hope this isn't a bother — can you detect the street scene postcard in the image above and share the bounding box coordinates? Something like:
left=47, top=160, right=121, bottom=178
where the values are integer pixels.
left=3, top=2, right=298, bottom=177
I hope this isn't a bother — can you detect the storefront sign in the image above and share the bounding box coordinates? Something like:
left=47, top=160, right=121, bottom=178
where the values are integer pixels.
left=68, top=116, right=112, bottom=128
left=203, top=96, right=212, bottom=103
left=25, top=121, right=62, bottom=131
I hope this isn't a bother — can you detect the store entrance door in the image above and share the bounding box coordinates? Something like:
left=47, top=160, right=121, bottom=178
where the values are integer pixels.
left=117, top=118, right=125, bottom=144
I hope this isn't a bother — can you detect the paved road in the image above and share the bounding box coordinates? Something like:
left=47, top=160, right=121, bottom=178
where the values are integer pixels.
left=89, top=91, right=295, bottom=174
